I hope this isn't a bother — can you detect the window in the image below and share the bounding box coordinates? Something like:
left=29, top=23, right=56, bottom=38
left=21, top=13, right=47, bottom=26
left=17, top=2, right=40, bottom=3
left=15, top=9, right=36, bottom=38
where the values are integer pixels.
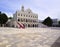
left=21, top=14, right=22, bottom=16
left=28, top=24, right=30, bottom=27
left=28, top=12, right=30, bottom=13
left=35, top=16, right=37, bottom=18
left=24, top=15, right=25, bottom=17
left=29, top=15, right=30, bottom=17
left=26, top=15, right=27, bottom=17
left=31, top=16, right=32, bottom=17
left=18, top=13, right=20, bottom=16
left=12, top=25, right=14, bottom=27
left=35, top=16, right=38, bottom=18
left=23, top=19, right=25, bottom=22
left=21, top=19, right=25, bottom=22
left=21, top=19, right=23, bottom=22
left=33, top=16, right=34, bottom=18
left=26, top=19, right=28, bottom=22
left=35, top=16, right=36, bottom=18
left=33, top=20, right=36, bottom=22
left=36, top=16, right=38, bottom=18
left=18, top=19, right=20, bottom=21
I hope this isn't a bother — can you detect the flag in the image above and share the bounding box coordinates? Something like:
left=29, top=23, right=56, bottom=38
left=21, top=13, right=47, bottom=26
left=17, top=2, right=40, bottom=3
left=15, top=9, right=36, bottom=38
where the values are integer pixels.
left=17, top=22, right=25, bottom=28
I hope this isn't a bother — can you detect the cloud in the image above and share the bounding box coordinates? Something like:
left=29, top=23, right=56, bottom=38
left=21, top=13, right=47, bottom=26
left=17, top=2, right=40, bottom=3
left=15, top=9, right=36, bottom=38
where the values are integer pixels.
left=30, top=0, right=60, bottom=20
left=0, top=0, right=60, bottom=20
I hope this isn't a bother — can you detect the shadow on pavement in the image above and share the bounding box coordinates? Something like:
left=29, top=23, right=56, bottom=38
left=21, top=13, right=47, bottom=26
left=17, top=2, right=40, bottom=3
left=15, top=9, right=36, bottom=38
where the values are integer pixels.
left=51, top=37, right=60, bottom=47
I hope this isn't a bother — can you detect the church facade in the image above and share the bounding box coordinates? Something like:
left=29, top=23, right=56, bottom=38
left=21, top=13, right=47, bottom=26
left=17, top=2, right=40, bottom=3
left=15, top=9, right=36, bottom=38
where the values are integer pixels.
left=12, top=6, right=38, bottom=28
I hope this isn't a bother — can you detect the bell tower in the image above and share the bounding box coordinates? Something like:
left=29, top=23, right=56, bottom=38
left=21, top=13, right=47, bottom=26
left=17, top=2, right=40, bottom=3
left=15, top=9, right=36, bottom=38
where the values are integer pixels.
left=21, top=5, right=24, bottom=11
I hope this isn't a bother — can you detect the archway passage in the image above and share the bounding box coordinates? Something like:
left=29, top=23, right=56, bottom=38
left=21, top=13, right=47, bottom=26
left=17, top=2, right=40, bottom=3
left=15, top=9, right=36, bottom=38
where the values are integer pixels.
left=28, top=24, right=30, bottom=27
left=33, top=24, right=34, bottom=27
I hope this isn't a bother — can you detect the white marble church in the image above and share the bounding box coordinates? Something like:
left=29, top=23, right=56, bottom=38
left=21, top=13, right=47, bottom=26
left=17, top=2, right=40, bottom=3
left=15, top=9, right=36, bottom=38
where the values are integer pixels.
left=8, top=6, right=38, bottom=28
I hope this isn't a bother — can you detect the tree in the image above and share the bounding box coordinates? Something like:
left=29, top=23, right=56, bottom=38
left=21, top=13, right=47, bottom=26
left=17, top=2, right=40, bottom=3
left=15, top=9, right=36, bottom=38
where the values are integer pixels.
left=8, top=17, right=13, bottom=19
left=42, top=17, right=53, bottom=26
left=59, top=21, right=60, bottom=24
left=0, top=12, right=8, bottom=27
left=58, top=21, right=60, bottom=27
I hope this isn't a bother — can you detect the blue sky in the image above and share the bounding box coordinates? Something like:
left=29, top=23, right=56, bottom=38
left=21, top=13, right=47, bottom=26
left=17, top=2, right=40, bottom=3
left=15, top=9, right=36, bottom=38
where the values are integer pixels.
left=0, top=0, right=60, bottom=20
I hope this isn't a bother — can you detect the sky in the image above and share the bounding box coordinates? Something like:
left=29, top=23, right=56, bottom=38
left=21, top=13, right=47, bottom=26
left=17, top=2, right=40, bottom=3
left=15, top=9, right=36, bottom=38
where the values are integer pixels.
left=0, top=0, right=60, bottom=20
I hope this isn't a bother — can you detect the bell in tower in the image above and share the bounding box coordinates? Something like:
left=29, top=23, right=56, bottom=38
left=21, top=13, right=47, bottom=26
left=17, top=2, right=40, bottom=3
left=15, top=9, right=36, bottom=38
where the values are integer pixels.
left=21, top=5, right=24, bottom=11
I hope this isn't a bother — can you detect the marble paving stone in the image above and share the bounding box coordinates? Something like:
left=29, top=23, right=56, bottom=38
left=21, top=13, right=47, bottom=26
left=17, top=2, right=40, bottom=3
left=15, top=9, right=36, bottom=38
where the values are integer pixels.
left=0, top=27, right=60, bottom=47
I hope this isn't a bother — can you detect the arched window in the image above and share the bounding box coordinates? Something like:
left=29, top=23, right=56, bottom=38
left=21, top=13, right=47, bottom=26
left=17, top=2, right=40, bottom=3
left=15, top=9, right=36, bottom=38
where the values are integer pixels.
left=21, top=14, right=22, bottom=16
left=26, top=19, right=28, bottom=22
left=18, top=19, right=20, bottom=21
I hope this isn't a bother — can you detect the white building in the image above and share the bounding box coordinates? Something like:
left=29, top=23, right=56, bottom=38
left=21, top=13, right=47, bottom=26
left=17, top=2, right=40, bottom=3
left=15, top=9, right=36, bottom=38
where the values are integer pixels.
left=12, top=6, right=38, bottom=28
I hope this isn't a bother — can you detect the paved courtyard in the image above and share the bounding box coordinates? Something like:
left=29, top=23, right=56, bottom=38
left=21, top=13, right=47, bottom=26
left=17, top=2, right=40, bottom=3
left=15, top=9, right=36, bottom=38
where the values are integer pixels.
left=0, top=27, right=60, bottom=47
